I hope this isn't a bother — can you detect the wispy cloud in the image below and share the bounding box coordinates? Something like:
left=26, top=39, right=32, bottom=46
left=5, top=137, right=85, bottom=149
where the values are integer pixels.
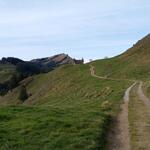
left=0, top=0, right=149, bottom=60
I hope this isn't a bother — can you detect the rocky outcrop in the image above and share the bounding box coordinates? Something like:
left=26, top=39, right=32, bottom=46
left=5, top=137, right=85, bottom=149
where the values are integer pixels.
left=32, top=53, right=83, bottom=65
left=31, top=53, right=84, bottom=72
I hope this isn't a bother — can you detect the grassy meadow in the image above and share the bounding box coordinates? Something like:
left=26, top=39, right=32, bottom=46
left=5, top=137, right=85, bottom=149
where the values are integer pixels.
left=0, top=64, right=131, bottom=150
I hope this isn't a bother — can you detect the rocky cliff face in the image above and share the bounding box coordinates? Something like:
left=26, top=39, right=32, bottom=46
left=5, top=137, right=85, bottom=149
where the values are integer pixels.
left=32, top=53, right=78, bottom=66
left=31, top=53, right=84, bottom=71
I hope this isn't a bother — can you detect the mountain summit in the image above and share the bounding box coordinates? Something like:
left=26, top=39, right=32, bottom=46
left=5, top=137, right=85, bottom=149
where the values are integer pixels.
left=31, top=53, right=84, bottom=69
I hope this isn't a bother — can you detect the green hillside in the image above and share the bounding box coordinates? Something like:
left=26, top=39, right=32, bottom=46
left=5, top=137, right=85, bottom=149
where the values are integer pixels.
left=0, top=64, right=131, bottom=150
left=0, top=34, right=150, bottom=149
left=0, top=64, right=15, bottom=83
left=91, top=34, right=150, bottom=80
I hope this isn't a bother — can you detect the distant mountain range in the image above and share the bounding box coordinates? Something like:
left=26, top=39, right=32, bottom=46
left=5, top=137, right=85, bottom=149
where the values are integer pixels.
left=0, top=53, right=84, bottom=95
left=0, top=53, right=84, bottom=74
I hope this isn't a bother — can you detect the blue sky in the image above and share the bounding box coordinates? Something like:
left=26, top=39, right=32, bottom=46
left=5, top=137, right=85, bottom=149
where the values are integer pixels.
left=0, top=0, right=149, bottom=61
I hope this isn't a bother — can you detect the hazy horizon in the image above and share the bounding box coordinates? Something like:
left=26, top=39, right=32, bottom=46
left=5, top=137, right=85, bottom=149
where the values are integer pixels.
left=0, top=0, right=149, bottom=61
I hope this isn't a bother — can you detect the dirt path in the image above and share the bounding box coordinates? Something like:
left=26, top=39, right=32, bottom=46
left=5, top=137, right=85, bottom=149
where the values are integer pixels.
left=89, top=65, right=137, bottom=150
left=137, top=81, right=150, bottom=109
left=90, top=65, right=135, bottom=82
left=90, top=65, right=107, bottom=79
left=129, top=82, right=150, bottom=150
left=90, top=65, right=150, bottom=149
left=107, top=82, right=137, bottom=150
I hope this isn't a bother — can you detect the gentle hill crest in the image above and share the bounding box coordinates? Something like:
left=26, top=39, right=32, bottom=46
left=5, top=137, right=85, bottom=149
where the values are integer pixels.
left=120, top=33, right=150, bottom=58
left=92, top=33, right=150, bottom=80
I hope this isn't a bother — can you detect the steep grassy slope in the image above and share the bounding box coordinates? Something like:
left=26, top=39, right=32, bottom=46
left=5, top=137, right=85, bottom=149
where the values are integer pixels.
left=91, top=34, right=150, bottom=80
left=0, top=64, right=15, bottom=83
left=0, top=64, right=131, bottom=150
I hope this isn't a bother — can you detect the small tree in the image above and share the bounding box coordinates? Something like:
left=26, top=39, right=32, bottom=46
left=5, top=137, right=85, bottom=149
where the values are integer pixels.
left=19, top=86, right=28, bottom=102
left=9, top=74, right=18, bottom=90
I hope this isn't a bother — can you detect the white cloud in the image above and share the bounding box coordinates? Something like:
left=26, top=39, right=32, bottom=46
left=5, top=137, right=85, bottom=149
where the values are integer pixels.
left=0, top=0, right=149, bottom=59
